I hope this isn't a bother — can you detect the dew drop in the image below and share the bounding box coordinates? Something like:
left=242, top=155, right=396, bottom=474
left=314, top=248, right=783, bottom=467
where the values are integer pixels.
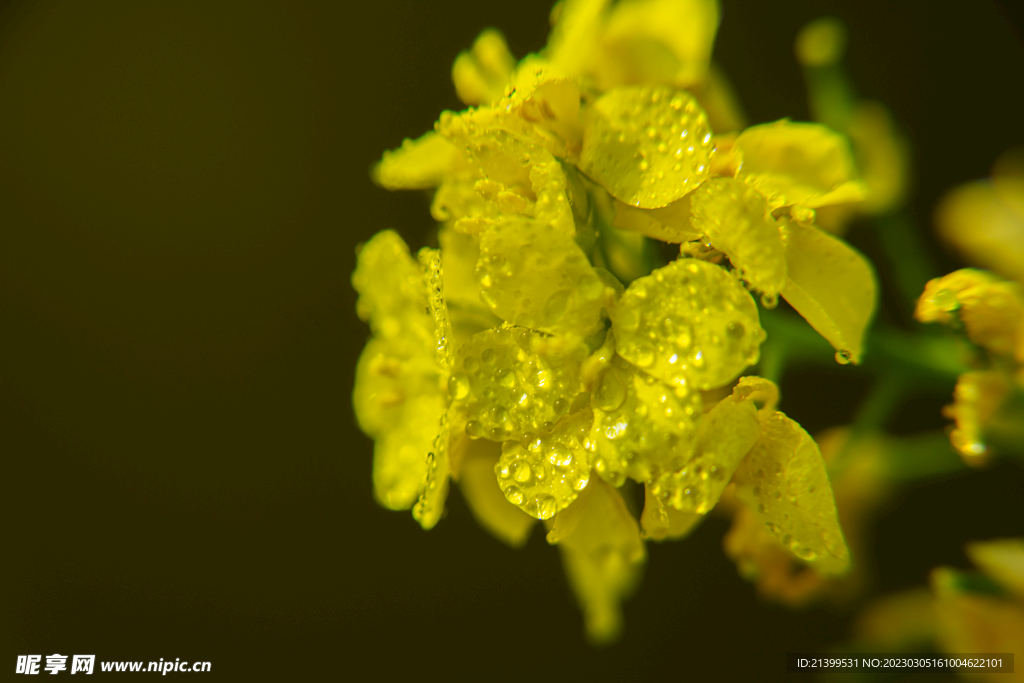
left=553, top=398, right=569, bottom=415
left=543, top=290, right=570, bottom=323
left=465, top=420, right=483, bottom=438
left=447, top=373, right=470, bottom=400
left=547, top=443, right=573, bottom=467
left=796, top=547, right=817, bottom=561
left=634, top=344, right=655, bottom=367
left=481, top=348, right=496, bottom=365
left=503, top=485, right=524, bottom=505
left=835, top=349, right=853, bottom=365
left=593, top=370, right=627, bottom=412
left=527, top=494, right=558, bottom=520
left=489, top=405, right=509, bottom=424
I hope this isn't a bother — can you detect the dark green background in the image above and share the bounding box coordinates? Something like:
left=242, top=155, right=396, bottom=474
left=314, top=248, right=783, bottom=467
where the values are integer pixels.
left=4, top=1, right=1023, bottom=679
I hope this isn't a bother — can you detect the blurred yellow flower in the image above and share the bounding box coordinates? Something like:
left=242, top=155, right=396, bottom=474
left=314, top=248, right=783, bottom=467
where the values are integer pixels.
left=852, top=539, right=1024, bottom=683
left=916, top=152, right=1024, bottom=465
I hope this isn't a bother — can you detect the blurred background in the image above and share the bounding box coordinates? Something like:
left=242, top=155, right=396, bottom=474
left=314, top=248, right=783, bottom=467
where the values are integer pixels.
left=4, top=0, right=1023, bottom=679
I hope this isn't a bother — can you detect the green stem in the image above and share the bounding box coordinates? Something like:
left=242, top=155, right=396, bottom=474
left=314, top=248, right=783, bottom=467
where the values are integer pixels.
left=881, top=431, right=967, bottom=482
left=759, top=308, right=966, bottom=385
left=873, top=211, right=939, bottom=321
left=802, top=62, right=855, bottom=133
left=851, top=371, right=906, bottom=433
left=757, top=338, right=788, bottom=386
left=587, top=184, right=655, bottom=284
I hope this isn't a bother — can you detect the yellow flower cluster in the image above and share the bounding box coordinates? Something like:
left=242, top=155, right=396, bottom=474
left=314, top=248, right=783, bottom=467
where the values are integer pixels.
left=853, top=538, right=1024, bottom=676
left=356, top=0, right=879, bottom=640
left=915, top=149, right=1024, bottom=465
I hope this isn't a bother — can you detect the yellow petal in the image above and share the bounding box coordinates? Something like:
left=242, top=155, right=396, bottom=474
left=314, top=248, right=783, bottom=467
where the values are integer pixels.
left=455, top=327, right=588, bottom=443
left=373, top=132, right=459, bottom=191
left=610, top=258, right=765, bottom=390
left=550, top=477, right=645, bottom=643
left=734, top=120, right=864, bottom=209
left=476, top=216, right=608, bottom=336
left=593, top=0, right=719, bottom=89
left=936, top=165, right=1024, bottom=285
left=413, top=411, right=451, bottom=529
left=993, top=146, right=1024, bottom=217
left=589, top=355, right=703, bottom=485
left=352, top=230, right=432, bottom=341
left=503, top=67, right=585, bottom=159
left=352, top=231, right=442, bottom=441
left=915, top=268, right=999, bottom=326
left=353, top=231, right=452, bottom=515
left=353, top=337, right=438, bottom=438
left=452, top=29, right=516, bottom=106
left=641, top=482, right=702, bottom=541
left=780, top=219, right=876, bottom=364
left=546, top=0, right=610, bottom=78
left=931, top=573, right=1024, bottom=660
left=496, top=409, right=594, bottom=519
left=944, top=370, right=1011, bottom=465
left=729, top=375, right=780, bottom=415
left=689, top=177, right=787, bottom=296
left=373, top=394, right=447, bottom=510
left=579, top=85, right=712, bottom=209
left=848, top=101, right=910, bottom=215
left=853, top=589, right=937, bottom=649
left=455, top=434, right=536, bottom=547
left=966, top=538, right=1024, bottom=600
left=915, top=269, right=1024, bottom=362
left=437, top=226, right=502, bottom=349
left=612, top=194, right=701, bottom=243
left=723, top=506, right=827, bottom=607
left=733, top=410, right=850, bottom=575
left=435, top=108, right=575, bottom=235
left=652, top=382, right=761, bottom=513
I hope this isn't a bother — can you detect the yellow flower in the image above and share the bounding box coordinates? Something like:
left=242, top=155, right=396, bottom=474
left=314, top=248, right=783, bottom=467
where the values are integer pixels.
left=794, top=17, right=911, bottom=224
left=936, top=148, right=1024, bottom=284
left=852, top=539, right=1024, bottom=682
left=355, top=0, right=874, bottom=641
left=915, top=153, right=1024, bottom=464
left=603, top=113, right=877, bottom=363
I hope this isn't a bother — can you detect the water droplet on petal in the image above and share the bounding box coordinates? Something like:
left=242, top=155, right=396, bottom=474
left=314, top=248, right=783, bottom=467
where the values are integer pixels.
left=447, top=373, right=470, bottom=400
left=593, top=369, right=627, bottom=412
left=503, top=485, right=524, bottom=505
